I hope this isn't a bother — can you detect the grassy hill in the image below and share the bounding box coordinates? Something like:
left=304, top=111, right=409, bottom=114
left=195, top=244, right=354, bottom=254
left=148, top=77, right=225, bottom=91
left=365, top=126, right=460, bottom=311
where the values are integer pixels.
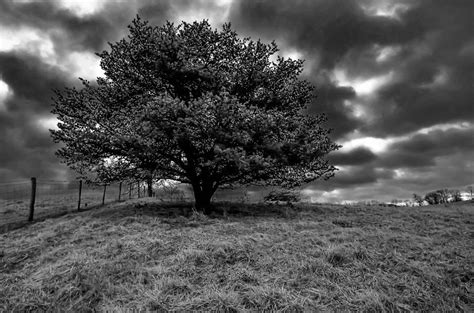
left=1, top=199, right=473, bottom=312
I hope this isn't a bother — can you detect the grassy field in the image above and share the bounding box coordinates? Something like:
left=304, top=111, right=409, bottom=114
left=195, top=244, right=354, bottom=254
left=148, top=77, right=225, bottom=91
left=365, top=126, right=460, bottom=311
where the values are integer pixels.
left=0, top=199, right=472, bottom=312
left=0, top=183, right=133, bottom=232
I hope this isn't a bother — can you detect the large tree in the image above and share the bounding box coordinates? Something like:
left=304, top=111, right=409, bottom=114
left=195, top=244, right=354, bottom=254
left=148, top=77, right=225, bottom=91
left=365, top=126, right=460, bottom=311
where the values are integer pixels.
left=51, top=17, right=340, bottom=213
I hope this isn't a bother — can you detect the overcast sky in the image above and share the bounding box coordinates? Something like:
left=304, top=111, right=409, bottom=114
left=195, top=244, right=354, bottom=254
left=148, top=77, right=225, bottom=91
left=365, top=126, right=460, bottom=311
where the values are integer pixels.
left=0, top=0, right=472, bottom=202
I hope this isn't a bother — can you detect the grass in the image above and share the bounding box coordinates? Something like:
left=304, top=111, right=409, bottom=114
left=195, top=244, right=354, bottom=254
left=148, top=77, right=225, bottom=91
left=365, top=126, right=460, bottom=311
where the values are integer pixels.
left=0, top=184, right=133, bottom=232
left=0, top=199, right=473, bottom=312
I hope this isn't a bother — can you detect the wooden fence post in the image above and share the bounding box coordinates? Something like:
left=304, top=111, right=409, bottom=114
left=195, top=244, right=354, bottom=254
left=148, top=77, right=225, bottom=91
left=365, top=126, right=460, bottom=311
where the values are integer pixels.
left=138, top=182, right=140, bottom=198
left=118, top=181, right=122, bottom=201
left=129, top=183, right=132, bottom=199
left=28, top=177, right=36, bottom=222
left=102, top=184, right=107, bottom=205
left=77, top=180, right=82, bottom=211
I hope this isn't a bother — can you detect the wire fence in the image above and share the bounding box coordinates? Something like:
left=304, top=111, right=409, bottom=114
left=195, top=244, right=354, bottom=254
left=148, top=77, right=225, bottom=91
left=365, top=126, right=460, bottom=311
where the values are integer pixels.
left=0, top=177, right=267, bottom=232
left=0, top=178, right=147, bottom=231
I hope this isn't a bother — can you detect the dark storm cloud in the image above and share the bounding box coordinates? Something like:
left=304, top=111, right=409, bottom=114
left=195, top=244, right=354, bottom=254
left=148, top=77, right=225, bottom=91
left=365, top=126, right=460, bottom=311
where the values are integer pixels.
left=391, top=127, right=474, bottom=155
left=0, top=110, right=71, bottom=182
left=307, top=125, right=474, bottom=199
left=0, top=52, right=72, bottom=113
left=228, top=0, right=423, bottom=140
left=376, top=151, right=434, bottom=169
left=0, top=0, right=114, bottom=53
left=355, top=1, right=473, bottom=136
left=0, top=0, right=175, bottom=57
left=333, top=166, right=390, bottom=186
left=229, top=0, right=474, bottom=138
left=323, top=126, right=474, bottom=201
left=377, top=127, right=474, bottom=168
left=138, top=0, right=226, bottom=25
left=230, top=0, right=422, bottom=68
left=375, top=150, right=474, bottom=201
left=137, top=1, right=172, bottom=25
left=319, top=126, right=474, bottom=196
left=0, top=51, right=75, bottom=182
left=309, top=77, right=359, bottom=139
left=329, top=147, right=377, bottom=166
left=311, top=165, right=394, bottom=191
left=229, top=0, right=473, bottom=201
left=366, top=78, right=474, bottom=137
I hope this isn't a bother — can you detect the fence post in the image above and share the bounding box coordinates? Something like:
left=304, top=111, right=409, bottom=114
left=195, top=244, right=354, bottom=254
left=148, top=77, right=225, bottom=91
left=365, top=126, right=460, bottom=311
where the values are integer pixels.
left=28, top=177, right=36, bottom=222
left=102, top=184, right=107, bottom=205
left=143, top=185, right=146, bottom=198
left=129, top=183, right=132, bottom=199
left=118, top=181, right=122, bottom=201
left=138, top=182, right=140, bottom=198
left=77, top=180, right=82, bottom=211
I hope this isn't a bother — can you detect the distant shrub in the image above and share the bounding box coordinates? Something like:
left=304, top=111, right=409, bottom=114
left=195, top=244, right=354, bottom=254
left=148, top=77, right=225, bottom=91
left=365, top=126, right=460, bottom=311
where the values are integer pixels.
left=264, top=190, right=301, bottom=204
left=424, top=190, right=448, bottom=205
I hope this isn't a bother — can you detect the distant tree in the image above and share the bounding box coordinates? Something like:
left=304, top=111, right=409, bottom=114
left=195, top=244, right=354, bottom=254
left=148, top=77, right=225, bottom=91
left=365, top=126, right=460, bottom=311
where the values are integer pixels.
left=467, top=186, right=473, bottom=200
left=424, top=191, right=441, bottom=205
left=451, top=189, right=462, bottom=202
left=51, top=17, right=340, bottom=213
left=413, top=193, right=424, bottom=206
left=424, top=189, right=451, bottom=205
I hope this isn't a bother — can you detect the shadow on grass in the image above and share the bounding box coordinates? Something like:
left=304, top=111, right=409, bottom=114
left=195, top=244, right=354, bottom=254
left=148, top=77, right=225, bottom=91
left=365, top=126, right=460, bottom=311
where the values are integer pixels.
left=89, top=200, right=308, bottom=223
left=1, top=199, right=334, bottom=233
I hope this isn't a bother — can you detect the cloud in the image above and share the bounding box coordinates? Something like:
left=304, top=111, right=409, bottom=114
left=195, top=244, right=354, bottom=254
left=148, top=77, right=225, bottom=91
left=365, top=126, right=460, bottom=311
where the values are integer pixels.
left=0, top=109, right=72, bottom=181
left=0, top=51, right=75, bottom=182
left=1, top=1, right=115, bottom=54
left=312, top=125, right=474, bottom=201
left=61, top=51, right=104, bottom=81
left=309, top=164, right=394, bottom=192
left=329, top=147, right=377, bottom=166
left=339, top=136, right=394, bottom=154
left=229, top=0, right=422, bottom=69
left=228, top=0, right=423, bottom=140
left=333, top=68, right=394, bottom=96
left=0, top=52, right=73, bottom=113
left=229, top=0, right=474, bottom=140
left=377, top=125, right=474, bottom=168
left=309, top=78, right=360, bottom=139
left=51, top=0, right=107, bottom=18
left=0, top=79, right=13, bottom=112
left=355, top=1, right=474, bottom=136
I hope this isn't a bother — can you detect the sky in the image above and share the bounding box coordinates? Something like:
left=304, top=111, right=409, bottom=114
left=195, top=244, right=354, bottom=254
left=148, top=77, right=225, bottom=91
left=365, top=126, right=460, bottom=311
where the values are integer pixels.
left=0, top=0, right=473, bottom=203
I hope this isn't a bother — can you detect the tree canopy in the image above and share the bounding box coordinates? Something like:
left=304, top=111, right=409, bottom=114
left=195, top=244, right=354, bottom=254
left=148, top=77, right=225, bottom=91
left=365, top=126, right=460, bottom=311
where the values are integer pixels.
left=51, top=17, right=340, bottom=212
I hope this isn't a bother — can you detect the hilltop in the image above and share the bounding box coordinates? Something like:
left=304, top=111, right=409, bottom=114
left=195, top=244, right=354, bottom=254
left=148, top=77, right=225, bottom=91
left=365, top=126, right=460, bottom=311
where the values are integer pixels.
left=1, top=200, right=473, bottom=311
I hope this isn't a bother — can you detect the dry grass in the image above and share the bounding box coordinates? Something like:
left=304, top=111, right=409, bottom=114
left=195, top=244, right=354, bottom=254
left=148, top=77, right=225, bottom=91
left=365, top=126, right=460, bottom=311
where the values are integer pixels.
left=0, top=199, right=473, bottom=312
left=1, top=192, right=105, bottom=228
left=0, top=184, right=130, bottom=232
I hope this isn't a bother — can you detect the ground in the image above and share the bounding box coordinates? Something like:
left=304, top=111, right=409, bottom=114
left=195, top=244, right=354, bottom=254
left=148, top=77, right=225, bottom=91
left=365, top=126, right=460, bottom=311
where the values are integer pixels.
left=0, top=199, right=473, bottom=312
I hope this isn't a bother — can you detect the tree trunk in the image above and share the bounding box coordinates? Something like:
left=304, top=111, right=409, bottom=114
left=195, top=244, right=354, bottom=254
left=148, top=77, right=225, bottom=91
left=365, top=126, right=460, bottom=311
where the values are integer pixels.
left=191, top=182, right=215, bottom=214
left=147, top=176, right=153, bottom=197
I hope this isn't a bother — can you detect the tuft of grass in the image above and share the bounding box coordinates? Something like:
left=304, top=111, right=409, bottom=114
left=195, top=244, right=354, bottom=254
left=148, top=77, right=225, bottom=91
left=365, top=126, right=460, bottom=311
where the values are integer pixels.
left=0, top=200, right=473, bottom=311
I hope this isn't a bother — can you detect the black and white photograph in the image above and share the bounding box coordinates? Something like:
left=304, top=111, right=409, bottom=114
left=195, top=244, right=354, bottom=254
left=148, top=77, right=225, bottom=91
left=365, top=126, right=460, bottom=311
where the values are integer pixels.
left=0, top=0, right=473, bottom=311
